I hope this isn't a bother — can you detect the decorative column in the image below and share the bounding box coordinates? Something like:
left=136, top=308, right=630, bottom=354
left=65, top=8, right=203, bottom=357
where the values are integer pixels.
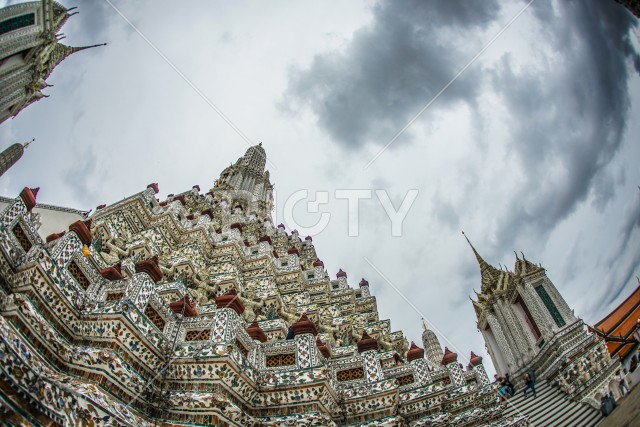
left=1, top=187, right=35, bottom=229
left=0, top=187, right=39, bottom=269
left=407, top=341, right=431, bottom=384
left=213, top=288, right=246, bottom=342
left=442, top=347, right=464, bottom=387
left=142, top=182, right=159, bottom=205
left=336, top=269, right=348, bottom=288
left=290, top=313, right=320, bottom=369
left=497, top=298, right=533, bottom=365
left=486, top=313, right=516, bottom=372
left=313, top=259, right=325, bottom=278
left=519, top=283, right=554, bottom=341
left=358, top=331, right=384, bottom=383
left=469, top=352, right=490, bottom=387
left=493, top=299, right=525, bottom=368
left=359, top=278, right=371, bottom=298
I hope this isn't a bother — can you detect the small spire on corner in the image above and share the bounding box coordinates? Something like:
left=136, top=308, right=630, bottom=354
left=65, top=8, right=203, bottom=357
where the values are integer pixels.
left=462, top=230, right=490, bottom=269
left=70, top=42, right=108, bottom=54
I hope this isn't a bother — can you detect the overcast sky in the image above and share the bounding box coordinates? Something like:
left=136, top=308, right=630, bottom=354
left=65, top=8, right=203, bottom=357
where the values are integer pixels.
left=1, top=0, right=639, bottom=375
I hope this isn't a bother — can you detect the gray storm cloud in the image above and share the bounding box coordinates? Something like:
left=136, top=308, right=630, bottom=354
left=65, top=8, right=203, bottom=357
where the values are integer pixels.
left=284, top=0, right=639, bottom=242
left=282, top=0, right=501, bottom=150
left=491, top=1, right=639, bottom=243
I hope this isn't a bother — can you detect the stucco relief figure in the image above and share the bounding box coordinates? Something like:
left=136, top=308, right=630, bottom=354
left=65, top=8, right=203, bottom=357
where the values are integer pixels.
left=278, top=303, right=299, bottom=324
left=101, top=236, right=132, bottom=264
left=318, top=318, right=339, bottom=340
left=239, top=288, right=266, bottom=322
left=189, top=272, right=216, bottom=304
left=394, top=339, right=409, bottom=356
left=378, top=335, right=394, bottom=351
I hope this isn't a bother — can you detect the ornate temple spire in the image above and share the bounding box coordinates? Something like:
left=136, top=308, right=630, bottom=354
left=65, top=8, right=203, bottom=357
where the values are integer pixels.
left=212, top=144, right=273, bottom=218
left=462, top=231, right=502, bottom=295
left=0, top=139, right=34, bottom=177
left=237, top=142, right=267, bottom=175
left=462, top=231, right=492, bottom=273
left=38, top=42, right=107, bottom=80
left=421, top=318, right=444, bottom=366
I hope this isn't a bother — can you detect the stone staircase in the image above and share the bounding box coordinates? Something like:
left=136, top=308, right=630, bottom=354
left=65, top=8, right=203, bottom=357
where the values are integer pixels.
left=501, top=380, right=603, bottom=427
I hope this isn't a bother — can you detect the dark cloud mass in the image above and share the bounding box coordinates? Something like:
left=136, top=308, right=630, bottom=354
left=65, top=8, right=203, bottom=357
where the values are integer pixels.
left=492, top=0, right=639, bottom=243
left=281, top=0, right=640, bottom=315
left=282, top=0, right=501, bottom=150
left=601, top=191, right=640, bottom=305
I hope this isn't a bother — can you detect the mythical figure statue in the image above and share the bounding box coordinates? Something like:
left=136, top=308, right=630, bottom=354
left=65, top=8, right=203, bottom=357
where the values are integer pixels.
left=100, top=235, right=132, bottom=264
left=318, top=317, right=339, bottom=340
left=239, top=288, right=266, bottom=322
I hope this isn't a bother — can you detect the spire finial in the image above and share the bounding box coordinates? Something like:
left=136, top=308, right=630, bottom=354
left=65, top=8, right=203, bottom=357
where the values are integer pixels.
left=514, top=251, right=520, bottom=260
left=68, top=42, right=108, bottom=54
left=462, top=231, right=490, bottom=270
left=23, top=138, right=35, bottom=149
left=422, top=318, right=427, bottom=331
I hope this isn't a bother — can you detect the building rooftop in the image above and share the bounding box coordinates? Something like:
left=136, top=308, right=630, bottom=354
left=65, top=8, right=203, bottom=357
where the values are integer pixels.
left=593, top=284, right=640, bottom=359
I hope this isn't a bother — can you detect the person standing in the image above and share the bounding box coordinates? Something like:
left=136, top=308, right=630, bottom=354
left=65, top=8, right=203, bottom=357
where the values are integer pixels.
left=616, top=370, right=629, bottom=396
left=504, top=373, right=515, bottom=396
left=522, top=370, right=537, bottom=398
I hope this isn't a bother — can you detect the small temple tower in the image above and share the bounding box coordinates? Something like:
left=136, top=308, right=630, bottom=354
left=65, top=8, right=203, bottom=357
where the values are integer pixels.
left=0, top=139, right=32, bottom=176
left=212, top=143, right=274, bottom=219
left=0, top=1, right=104, bottom=124
left=464, top=232, right=577, bottom=375
left=465, top=232, right=618, bottom=407
left=421, top=318, right=444, bottom=366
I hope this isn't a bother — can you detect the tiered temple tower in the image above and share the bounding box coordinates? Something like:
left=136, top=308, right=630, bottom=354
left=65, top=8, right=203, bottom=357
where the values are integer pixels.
left=0, top=146, right=519, bottom=426
left=465, top=233, right=621, bottom=407
left=0, top=139, right=32, bottom=176
left=421, top=318, right=444, bottom=367
left=212, top=142, right=273, bottom=219
left=0, top=1, right=104, bottom=124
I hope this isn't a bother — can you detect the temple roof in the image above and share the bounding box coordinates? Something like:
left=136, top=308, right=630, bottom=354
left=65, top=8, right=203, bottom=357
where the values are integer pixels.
left=38, top=42, right=106, bottom=80
left=462, top=231, right=516, bottom=297
left=593, top=284, right=640, bottom=359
